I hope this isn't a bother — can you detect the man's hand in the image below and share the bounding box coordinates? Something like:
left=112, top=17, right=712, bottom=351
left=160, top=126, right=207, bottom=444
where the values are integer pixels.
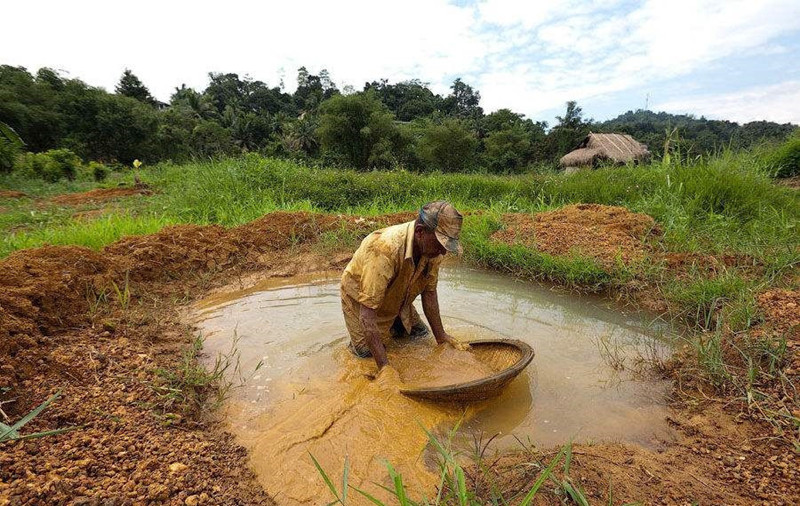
left=374, top=364, right=403, bottom=390
left=422, top=290, right=470, bottom=350
left=441, top=333, right=470, bottom=351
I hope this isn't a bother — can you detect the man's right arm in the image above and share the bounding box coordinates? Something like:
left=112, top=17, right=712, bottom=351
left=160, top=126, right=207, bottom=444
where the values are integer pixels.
left=359, top=304, right=388, bottom=369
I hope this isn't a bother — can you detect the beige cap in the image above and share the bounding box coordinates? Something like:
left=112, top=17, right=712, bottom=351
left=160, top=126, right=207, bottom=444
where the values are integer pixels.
left=419, top=201, right=463, bottom=254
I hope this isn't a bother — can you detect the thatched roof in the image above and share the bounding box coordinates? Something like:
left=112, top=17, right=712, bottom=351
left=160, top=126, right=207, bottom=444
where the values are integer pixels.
left=560, top=133, right=650, bottom=168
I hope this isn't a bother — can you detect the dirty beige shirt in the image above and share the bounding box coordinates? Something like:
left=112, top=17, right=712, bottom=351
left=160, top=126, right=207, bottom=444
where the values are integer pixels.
left=341, top=221, right=443, bottom=332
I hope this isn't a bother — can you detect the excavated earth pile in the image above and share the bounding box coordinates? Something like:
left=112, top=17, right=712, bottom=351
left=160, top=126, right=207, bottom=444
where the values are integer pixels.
left=491, top=203, right=661, bottom=268
left=50, top=187, right=153, bottom=206
left=0, top=190, right=27, bottom=199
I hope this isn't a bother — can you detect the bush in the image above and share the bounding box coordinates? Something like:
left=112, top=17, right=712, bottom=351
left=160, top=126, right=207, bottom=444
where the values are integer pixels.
left=416, top=119, right=478, bottom=172
left=0, top=138, right=19, bottom=173
left=90, top=161, right=109, bottom=182
left=14, top=148, right=81, bottom=182
left=766, top=135, right=800, bottom=178
left=0, top=121, right=24, bottom=173
left=484, top=125, right=533, bottom=174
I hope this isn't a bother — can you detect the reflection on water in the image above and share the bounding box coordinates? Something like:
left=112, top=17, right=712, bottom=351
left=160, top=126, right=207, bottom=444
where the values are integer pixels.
left=193, top=264, right=674, bottom=504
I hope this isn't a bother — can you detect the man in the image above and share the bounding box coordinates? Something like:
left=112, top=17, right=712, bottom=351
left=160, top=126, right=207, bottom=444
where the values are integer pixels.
left=340, top=201, right=468, bottom=375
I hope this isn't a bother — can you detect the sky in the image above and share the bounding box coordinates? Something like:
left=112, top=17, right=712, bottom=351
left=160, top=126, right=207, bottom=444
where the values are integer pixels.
left=4, top=0, right=800, bottom=125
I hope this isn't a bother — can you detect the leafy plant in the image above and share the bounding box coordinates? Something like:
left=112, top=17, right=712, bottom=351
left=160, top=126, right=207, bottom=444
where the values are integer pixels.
left=0, top=391, right=77, bottom=443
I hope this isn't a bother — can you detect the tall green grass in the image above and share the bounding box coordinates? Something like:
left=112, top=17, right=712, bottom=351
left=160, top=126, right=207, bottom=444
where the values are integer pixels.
left=1, top=213, right=174, bottom=257
left=3, top=150, right=797, bottom=259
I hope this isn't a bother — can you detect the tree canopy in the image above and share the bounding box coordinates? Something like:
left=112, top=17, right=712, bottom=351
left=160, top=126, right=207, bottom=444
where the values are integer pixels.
left=0, top=64, right=795, bottom=172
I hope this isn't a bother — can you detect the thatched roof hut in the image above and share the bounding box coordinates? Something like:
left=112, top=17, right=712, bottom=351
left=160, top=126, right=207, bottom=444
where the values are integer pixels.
left=560, top=133, right=650, bottom=170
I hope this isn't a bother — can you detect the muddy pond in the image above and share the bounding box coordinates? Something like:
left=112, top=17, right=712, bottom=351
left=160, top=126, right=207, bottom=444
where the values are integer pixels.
left=192, top=264, right=674, bottom=504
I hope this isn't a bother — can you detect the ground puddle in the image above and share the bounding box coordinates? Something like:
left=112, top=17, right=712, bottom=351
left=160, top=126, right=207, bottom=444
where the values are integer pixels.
left=193, top=264, right=673, bottom=504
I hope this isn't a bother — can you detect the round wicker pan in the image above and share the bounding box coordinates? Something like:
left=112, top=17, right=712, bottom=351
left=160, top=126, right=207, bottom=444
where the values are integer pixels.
left=400, top=339, right=534, bottom=402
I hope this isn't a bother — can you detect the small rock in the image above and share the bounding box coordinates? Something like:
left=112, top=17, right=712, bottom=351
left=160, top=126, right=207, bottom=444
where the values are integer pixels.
left=169, top=462, right=188, bottom=473
left=185, top=495, right=200, bottom=505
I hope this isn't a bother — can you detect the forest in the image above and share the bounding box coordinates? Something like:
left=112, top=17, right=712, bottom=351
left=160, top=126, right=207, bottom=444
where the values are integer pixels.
left=1, top=65, right=796, bottom=176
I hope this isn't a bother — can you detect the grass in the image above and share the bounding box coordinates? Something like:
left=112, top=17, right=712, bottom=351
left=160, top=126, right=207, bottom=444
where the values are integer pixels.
left=0, top=391, right=77, bottom=443
left=3, top=149, right=798, bottom=258
left=311, top=422, right=569, bottom=506
left=311, top=423, right=646, bottom=505
left=149, top=332, right=262, bottom=415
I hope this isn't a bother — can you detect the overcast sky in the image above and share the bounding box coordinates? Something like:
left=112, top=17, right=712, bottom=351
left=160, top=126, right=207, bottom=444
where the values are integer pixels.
left=5, top=0, right=800, bottom=124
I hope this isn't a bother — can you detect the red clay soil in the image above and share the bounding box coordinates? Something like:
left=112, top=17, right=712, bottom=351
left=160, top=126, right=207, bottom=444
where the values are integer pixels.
left=0, top=190, right=27, bottom=199
left=756, top=289, right=800, bottom=378
left=491, top=204, right=661, bottom=269
left=50, top=187, right=153, bottom=206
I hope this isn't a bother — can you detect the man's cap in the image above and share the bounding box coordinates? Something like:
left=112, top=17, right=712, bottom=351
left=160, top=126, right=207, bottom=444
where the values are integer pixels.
left=419, top=201, right=463, bottom=254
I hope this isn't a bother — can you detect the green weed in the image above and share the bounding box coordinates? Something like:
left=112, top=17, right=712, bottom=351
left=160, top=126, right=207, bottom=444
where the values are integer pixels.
left=150, top=332, right=262, bottom=414
left=0, top=391, right=77, bottom=443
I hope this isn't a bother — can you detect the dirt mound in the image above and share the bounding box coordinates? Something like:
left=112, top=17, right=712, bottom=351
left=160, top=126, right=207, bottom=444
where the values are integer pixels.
left=0, top=189, right=27, bottom=199
left=51, top=186, right=152, bottom=206
left=492, top=204, right=660, bottom=268
left=106, top=224, right=236, bottom=282
left=0, top=246, right=115, bottom=387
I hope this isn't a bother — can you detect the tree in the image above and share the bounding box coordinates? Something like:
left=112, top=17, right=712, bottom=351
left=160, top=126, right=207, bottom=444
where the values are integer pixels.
left=282, top=114, right=320, bottom=156
left=0, top=120, right=24, bottom=172
left=205, top=72, right=249, bottom=114
left=416, top=119, right=478, bottom=172
left=484, top=125, right=534, bottom=173
left=442, top=78, right=483, bottom=119
left=547, top=100, right=591, bottom=160
left=364, top=79, right=442, bottom=121
left=555, top=101, right=585, bottom=129
left=115, top=69, right=156, bottom=105
left=317, top=91, right=401, bottom=169
left=295, top=67, right=339, bottom=112
left=0, top=65, right=64, bottom=152
left=171, top=85, right=217, bottom=120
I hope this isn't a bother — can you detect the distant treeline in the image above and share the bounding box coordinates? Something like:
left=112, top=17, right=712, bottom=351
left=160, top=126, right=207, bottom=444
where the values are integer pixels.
left=0, top=65, right=796, bottom=173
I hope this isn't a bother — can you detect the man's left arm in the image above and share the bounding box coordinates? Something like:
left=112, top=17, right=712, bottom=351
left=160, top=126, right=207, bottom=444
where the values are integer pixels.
left=421, top=288, right=469, bottom=350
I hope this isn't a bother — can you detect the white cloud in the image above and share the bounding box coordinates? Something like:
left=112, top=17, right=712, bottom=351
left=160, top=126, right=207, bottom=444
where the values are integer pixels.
left=655, top=81, right=800, bottom=124
left=474, top=0, right=800, bottom=116
left=3, top=0, right=799, bottom=123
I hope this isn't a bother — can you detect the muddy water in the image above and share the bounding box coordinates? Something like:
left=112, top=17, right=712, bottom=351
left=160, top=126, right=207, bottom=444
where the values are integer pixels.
left=193, top=265, right=673, bottom=504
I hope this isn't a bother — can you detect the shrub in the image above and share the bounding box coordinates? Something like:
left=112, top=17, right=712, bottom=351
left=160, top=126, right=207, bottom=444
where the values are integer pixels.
left=0, top=138, right=19, bottom=173
left=90, top=161, right=109, bottom=182
left=416, top=119, right=478, bottom=172
left=45, top=148, right=81, bottom=181
left=14, top=149, right=81, bottom=182
left=765, top=135, right=800, bottom=177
